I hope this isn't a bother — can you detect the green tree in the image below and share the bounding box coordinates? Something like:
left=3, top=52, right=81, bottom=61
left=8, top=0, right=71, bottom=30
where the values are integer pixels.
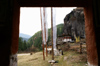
left=18, top=37, right=24, bottom=51
left=23, top=40, right=27, bottom=50
left=27, top=23, right=64, bottom=51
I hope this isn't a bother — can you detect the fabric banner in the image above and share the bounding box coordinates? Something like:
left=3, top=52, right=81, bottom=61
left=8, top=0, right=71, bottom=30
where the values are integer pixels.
left=40, top=7, right=48, bottom=45
left=44, top=8, right=48, bottom=42
left=52, top=8, right=57, bottom=49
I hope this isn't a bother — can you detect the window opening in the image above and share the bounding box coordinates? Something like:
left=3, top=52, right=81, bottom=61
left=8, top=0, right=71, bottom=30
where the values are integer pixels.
left=18, top=7, right=87, bottom=66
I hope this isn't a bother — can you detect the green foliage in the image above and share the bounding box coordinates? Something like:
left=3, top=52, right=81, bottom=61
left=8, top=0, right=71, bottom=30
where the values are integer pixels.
left=18, top=37, right=31, bottom=51
left=18, top=37, right=23, bottom=51
left=57, top=24, right=64, bottom=36
left=18, top=23, right=64, bottom=51
left=18, top=37, right=27, bottom=51
left=27, top=31, right=42, bottom=50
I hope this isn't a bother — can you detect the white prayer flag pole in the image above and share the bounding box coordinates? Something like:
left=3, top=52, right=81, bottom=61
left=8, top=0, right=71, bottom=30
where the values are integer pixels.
left=40, top=7, right=48, bottom=58
left=44, top=8, right=48, bottom=57
left=40, top=7, right=45, bottom=60
left=51, top=7, right=57, bottom=60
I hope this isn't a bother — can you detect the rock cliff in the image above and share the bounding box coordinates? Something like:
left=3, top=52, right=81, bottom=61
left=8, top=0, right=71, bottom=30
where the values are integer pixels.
left=63, top=8, right=85, bottom=40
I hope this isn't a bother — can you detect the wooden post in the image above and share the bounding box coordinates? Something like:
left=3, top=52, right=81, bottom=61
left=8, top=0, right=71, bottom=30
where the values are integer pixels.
left=84, top=6, right=98, bottom=66
left=51, top=7, right=54, bottom=60
left=11, top=0, right=20, bottom=54
left=46, top=44, right=48, bottom=57
left=80, top=42, right=82, bottom=54
left=45, top=19, right=48, bottom=57
left=42, top=44, right=45, bottom=60
left=43, top=8, right=48, bottom=57
left=40, top=8, right=45, bottom=60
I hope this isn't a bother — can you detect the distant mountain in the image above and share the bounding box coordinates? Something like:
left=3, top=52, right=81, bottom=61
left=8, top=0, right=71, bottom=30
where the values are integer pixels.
left=22, top=38, right=29, bottom=41
left=19, top=33, right=31, bottom=39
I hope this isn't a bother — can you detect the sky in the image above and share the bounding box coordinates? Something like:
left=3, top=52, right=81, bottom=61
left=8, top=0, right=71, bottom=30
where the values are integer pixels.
left=19, top=7, right=76, bottom=36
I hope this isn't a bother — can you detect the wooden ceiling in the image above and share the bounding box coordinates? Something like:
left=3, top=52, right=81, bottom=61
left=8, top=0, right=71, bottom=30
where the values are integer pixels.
left=17, top=0, right=92, bottom=7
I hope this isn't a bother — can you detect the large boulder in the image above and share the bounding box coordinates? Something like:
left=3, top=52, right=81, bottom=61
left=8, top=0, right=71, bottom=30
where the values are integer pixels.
left=63, top=8, right=85, bottom=40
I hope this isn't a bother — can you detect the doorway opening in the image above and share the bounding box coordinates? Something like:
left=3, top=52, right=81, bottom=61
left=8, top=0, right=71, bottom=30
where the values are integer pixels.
left=17, top=7, right=87, bottom=66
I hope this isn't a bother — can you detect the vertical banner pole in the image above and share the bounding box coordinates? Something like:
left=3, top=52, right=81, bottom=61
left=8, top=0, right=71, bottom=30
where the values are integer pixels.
left=44, top=8, right=48, bottom=57
left=46, top=44, right=48, bottom=56
left=43, top=44, right=45, bottom=60
left=51, top=7, right=54, bottom=60
left=40, top=7, right=45, bottom=60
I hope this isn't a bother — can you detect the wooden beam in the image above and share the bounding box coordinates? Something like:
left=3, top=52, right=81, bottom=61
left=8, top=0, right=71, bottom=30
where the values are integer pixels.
left=17, top=0, right=91, bottom=7
left=11, top=0, right=20, bottom=54
left=84, top=6, right=98, bottom=66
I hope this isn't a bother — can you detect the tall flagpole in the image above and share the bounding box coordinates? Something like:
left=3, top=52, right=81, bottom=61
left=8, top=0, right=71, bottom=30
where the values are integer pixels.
left=43, top=8, right=48, bottom=57
left=44, top=20, right=48, bottom=57
left=51, top=7, right=54, bottom=60
left=40, top=7, right=45, bottom=60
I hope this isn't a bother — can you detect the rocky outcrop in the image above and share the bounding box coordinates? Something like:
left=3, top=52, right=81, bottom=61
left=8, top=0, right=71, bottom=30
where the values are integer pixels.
left=63, top=8, right=85, bottom=40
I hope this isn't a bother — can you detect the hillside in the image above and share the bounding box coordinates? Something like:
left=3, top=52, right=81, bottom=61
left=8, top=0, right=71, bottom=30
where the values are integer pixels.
left=27, top=23, right=64, bottom=50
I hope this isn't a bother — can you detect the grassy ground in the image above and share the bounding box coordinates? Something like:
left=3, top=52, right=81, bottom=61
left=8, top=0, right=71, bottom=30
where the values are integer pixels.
left=18, top=52, right=51, bottom=66
left=18, top=44, right=87, bottom=66
left=54, top=51, right=87, bottom=66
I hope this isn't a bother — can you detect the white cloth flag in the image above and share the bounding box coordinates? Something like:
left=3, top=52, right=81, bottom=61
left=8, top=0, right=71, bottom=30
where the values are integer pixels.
left=52, top=8, right=57, bottom=49
left=44, top=8, right=48, bottom=42
left=40, top=7, right=45, bottom=44
left=40, top=7, right=48, bottom=45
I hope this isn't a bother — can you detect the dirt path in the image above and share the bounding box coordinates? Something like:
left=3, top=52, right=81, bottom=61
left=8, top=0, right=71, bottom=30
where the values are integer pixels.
left=17, top=53, right=30, bottom=56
